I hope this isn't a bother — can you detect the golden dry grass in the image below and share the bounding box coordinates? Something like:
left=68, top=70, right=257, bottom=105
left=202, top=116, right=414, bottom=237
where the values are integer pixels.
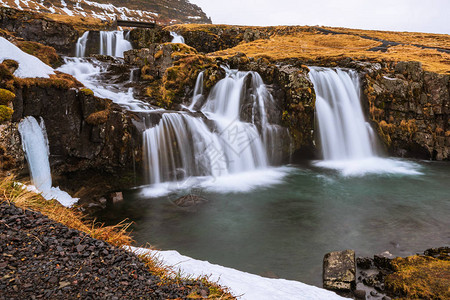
left=43, top=13, right=112, bottom=32
left=210, top=31, right=450, bottom=74
left=323, top=26, right=450, bottom=50
left=0, top=175, right=235, bottom=299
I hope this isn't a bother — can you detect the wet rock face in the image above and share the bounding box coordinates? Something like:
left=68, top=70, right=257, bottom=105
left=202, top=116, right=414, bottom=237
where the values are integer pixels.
left=129, top=27, right=172, bottom=49
left=323, top=250, right=356, bottom=293
left=11, top=83, right=141, bottom=187
left=225, top=55, right=316, bottom=158
left=362, top=61, right=449, bottom=160
left=0, top=7, right=79, bottom=54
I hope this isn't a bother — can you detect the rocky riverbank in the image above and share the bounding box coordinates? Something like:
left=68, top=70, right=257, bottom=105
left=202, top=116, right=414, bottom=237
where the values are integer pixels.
left=0, top=198, right=233, bottom=299
left=322, top=248, right=450, bottom=299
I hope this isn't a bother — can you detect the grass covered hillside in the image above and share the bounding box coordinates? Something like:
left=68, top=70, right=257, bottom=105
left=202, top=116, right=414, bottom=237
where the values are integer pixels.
left=169, top=24, right=450, bottom=75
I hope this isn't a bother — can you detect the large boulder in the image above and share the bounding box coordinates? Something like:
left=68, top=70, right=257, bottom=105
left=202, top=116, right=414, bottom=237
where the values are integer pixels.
left=323, top=250, right=356, bottom=292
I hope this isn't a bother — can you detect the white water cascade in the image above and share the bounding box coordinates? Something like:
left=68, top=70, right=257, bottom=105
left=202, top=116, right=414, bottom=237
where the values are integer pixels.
left=75, top=31, right=89, bottom=57
left=18, top=117, right=78, bottom=207
left=186, top=71, right=204, bottom=111
left=309, top=67, right=377, bottom=160
left=75, top=31, right=132, bottom=58
left=99, top=31, right=132, bottom=58
left=310, top=67, right=421, bottom=176
left=170, top=32, right=185, bottom=43
left=58, top=56, right=290, bottom=194
left=143, top=68, right=289, bottom=190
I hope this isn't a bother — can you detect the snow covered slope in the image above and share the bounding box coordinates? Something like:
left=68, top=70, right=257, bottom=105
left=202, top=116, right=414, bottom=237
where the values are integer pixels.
left=0, top=0, right=211, bottom=25
left=130, top=247, right=350, bottom=300
left=0, top=37, right=54, bottom=78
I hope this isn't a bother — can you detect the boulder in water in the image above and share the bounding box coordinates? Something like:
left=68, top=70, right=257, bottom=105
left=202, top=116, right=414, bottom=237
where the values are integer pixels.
left=323, top=249, right=356, bottom=293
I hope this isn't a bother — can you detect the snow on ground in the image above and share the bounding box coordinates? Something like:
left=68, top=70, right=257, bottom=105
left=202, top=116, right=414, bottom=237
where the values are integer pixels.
left=0, top=37, right=55, bottom=78
left=129, top=247, right=349, bottom=300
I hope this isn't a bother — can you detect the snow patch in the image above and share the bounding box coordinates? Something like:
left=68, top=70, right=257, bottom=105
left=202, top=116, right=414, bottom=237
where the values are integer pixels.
left=128, top=247, right=349, bottom=300
left=0, top=37, right=55, bottom=78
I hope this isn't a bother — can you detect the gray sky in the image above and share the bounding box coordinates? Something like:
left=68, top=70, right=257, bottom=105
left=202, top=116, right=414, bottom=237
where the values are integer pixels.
left=189, top=0, right=450, bottom=34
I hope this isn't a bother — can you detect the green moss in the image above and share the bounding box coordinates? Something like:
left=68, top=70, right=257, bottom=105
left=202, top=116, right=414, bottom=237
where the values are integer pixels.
left=0, top=88, right=15, bottom=105
left=0, top=105, right=13, bottom=123
left=385, top=255, right=450, bottom=299
left=80, top=88, right=94, bottom=96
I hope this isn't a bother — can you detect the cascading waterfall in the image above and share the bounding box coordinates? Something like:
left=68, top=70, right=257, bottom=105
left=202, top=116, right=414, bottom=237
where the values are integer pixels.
left=99, top=31, right=132, bottom=58
left=74, top=31, right=132, bottom=58
left=143, top=68, right=289, bottom=188
left=186, top=71, right=204, bottom=111
left=309, top=67, right=420, bottom=176
left=58, top=56, right=290, bottom=193
left=75, top=31, right=89, bottom=57
left=18, top=116, right=77, bottom=207
left=309, top=67, right=377, bottom=160
left=170, top=32, right=185, bottom=43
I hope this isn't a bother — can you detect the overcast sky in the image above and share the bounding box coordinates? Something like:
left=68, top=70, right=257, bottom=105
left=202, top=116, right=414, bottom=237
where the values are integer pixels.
left=189, top=0, right=449, bottom=34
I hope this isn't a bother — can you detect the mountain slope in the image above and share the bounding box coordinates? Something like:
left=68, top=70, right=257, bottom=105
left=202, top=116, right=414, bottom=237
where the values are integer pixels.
left=0, top=0, right=211, bottom=25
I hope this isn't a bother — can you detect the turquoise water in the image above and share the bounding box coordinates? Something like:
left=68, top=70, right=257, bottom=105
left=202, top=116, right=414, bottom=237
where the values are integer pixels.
left=97, top=159, right=450, bottom=286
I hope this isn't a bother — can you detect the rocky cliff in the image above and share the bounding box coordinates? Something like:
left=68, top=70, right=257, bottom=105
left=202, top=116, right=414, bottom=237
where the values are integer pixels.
left=162, top=24, right=449, bottom=160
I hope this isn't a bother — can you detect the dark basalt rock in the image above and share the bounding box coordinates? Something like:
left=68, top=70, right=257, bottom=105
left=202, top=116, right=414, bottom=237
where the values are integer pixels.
left=0, top=7, right=79, bottom=54
left=374, top=251, right=395, bottom=271
left=0, top=201, right=212, bottom=299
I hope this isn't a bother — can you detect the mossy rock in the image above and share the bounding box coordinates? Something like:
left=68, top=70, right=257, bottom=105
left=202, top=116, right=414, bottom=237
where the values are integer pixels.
left=86, top=109, right=109, bottom=125
left=80, top=88, right=94, bottom=96
left=385, top=255, right=450, bottom=299
left=0, top=105, right=13, bottom=123
left=15, top=41, right=62, bottom=68
left=0, top=88, right=15, bottom=105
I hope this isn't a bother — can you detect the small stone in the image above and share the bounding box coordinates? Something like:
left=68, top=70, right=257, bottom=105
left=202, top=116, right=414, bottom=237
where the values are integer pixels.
left=382, top=296, right=392, bottom=300
left=356, top=257, right=373, bottom=269
left=370, top=290, right=380, bottom=297
left=353, top=289, right=366, bottom=299
left=59, top=281, right=70, bottom=288
left=374, top=251, right=395, bottom=270
left=48, top=277, right=58, bottom=284
left=111, top=192, right=124, bottom=204
left=76, top=244, right=86, bottom=252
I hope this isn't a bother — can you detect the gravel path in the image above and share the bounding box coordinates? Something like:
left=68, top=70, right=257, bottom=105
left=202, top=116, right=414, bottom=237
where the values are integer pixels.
left=0, top=202, right=211, bottom=299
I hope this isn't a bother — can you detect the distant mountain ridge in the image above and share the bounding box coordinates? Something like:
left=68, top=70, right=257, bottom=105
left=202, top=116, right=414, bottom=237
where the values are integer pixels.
left=0, top=0, right=211, bottom=25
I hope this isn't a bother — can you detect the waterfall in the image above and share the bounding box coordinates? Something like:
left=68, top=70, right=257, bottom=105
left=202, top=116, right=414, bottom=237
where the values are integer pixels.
left=309, top=67, right=377, bottom=160
left=171, top=32, right=185, bottom=44
left=99, top=31, right=132, bottom=58
left=75, top=31, right=89, bottom=57
left=58, top=56, right=290, bottom=194
left=310, top=67, right=420, bottom=176
left=186, top=71, right=204, bottom=111
left=18, top=117, right=77, bottom=207
left=74, top=31, right=132, bottom=58
left=143, top=68, right=289, bottom=187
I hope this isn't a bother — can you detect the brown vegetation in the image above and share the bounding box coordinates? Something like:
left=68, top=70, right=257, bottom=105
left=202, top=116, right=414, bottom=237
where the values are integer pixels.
left=385, top=255, right=450, bottom=299
left=15, top=40, right=62, bottom=67
left=210, top=31, right=450, bottom=74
